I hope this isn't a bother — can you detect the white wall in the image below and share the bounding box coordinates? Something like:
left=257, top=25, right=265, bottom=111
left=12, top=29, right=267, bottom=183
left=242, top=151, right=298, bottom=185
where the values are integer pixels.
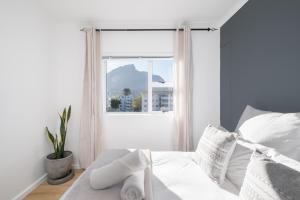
left=50, top=23, right=220, bottom=167
left=0, top=7, right=220, bottom=196
left=103, top=114, right=176, bottom=150
left=0, top=1, right=56, bottom=199
left=49, top=22, right=85, bottom=169
left=192, top=31, right=220, bottom=147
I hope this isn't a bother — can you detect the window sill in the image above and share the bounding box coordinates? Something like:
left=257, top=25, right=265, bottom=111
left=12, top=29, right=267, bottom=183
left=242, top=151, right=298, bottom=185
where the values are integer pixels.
left=104, top=111, right=174, bottom=116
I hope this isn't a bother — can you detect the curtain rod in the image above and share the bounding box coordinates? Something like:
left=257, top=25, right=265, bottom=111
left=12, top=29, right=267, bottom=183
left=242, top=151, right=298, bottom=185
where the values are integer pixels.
left=102, top=56, right=173, bottom=59
left=81, top=28, right=218, bottom=32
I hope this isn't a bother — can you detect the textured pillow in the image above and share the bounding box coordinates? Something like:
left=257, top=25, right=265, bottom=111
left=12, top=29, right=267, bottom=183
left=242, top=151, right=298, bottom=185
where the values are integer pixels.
left=235, top=105, right=270, bottom=131
left=237, top=106, right=300, bottom=161
left=196, top=125, right=238, bottom=184
left=226, top=139, right=276, bottom=190
left=226, top=139, right=254, bottom=190
left=240, top=151, right=300, bottom=200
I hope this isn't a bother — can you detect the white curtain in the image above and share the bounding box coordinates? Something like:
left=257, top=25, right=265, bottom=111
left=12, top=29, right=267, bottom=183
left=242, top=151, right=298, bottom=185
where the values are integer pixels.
left=79, top=27, right=103, bottom=169
left=174, top=25, right=193, bottom=151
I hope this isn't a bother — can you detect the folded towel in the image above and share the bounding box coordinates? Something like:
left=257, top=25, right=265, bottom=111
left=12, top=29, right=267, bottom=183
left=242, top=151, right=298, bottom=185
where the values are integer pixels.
left=90, top=150, right=150, bottom=190
left=144, top=166, right=153, bottom=200
left=121, top=171, right=145, bottom=200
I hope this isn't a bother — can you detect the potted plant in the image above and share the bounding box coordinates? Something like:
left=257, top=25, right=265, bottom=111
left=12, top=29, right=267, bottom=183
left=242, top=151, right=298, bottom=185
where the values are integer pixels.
left=45, top=105, right=74, bottom=185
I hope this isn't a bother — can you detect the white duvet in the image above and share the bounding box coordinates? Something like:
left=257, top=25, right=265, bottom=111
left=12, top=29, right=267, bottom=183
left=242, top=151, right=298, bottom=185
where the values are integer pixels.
left=150, top=151, right=239, bottom=200
left=61, top=150, right=239, bottom=200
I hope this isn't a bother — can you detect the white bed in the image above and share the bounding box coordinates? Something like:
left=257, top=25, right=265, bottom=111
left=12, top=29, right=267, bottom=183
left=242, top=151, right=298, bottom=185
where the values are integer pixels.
left=61, top=150, right=239, bottom=200
left=151, top=151, right=239, bottom=200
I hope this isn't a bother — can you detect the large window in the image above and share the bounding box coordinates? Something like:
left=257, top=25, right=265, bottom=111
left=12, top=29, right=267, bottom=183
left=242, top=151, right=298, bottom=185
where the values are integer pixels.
left=105, top=57, right=174, bottom=113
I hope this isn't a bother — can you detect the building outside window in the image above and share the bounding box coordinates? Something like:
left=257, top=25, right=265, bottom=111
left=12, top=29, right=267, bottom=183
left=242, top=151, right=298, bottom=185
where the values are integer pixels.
left=104, top=57, right=174, bottom=113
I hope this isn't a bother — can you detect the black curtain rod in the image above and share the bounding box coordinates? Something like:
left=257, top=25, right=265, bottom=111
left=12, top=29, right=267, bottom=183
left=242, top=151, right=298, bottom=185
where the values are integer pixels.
left=93, top=28, right=217, bottom=32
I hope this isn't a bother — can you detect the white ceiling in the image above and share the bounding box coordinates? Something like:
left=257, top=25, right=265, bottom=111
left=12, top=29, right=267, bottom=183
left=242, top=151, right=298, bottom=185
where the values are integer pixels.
left=39, top=0, right=247, bottom=27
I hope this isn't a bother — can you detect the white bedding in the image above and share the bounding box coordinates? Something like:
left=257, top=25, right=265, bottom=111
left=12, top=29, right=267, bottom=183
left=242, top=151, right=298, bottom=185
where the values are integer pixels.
left=151, top=151, right=239, bottom=200
left=60, top=150, right=132, bottom=200
left=61, top=150, right=239, bottom=200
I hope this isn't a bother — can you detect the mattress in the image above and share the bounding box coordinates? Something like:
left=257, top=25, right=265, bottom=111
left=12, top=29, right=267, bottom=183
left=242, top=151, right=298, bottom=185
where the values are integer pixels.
left=61, top=150, right=239, bottom=200
left=151, top=151, right=239, bottom=200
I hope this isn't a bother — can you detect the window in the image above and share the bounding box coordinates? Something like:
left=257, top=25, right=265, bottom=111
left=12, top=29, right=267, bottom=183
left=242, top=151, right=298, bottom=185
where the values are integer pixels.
left=104, top=57, right=174, bottom=113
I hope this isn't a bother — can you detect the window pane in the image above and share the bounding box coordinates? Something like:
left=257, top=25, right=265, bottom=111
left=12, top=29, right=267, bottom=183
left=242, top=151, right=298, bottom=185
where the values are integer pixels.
left=152, top=87, right=173, bottom=111
left=152, top=59, right=173, bottom=83
left=106, top=59, right=148, bottom=112
left=152, top=59, right=174, bottom=112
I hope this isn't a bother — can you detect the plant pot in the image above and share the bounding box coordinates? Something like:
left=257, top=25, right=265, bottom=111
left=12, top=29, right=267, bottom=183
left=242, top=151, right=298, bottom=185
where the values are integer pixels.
left=45, top=151, right=73, bottom=184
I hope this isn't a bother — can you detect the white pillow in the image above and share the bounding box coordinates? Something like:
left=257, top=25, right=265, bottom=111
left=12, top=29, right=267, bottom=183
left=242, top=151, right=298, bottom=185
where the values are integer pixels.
left=237, top=106, right=300, bottom=161
left=239, top=151, right=300, bottom=200
left=196, top=125, right=238, bottom=184
left=235, top=105, right=270, bottom=131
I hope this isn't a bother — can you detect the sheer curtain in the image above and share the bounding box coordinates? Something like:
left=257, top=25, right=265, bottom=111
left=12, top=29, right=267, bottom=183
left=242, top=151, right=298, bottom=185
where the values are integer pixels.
left=174, top=25, right=193, bottom=151
left=79, top=27, right=103, bottom=169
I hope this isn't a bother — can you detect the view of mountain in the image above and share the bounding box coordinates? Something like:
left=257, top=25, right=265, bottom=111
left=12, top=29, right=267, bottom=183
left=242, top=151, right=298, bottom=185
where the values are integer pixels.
left=107, top=64, right=165, bottom=96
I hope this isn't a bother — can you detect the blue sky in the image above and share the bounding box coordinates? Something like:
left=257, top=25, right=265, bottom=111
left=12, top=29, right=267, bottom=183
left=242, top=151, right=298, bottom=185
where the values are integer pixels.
left=152, top=59, right=173, bottom=82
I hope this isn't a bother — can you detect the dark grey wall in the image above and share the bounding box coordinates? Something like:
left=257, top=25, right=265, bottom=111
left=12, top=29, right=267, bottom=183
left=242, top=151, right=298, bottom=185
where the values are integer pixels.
left=221, top=0, right=300, bottom=131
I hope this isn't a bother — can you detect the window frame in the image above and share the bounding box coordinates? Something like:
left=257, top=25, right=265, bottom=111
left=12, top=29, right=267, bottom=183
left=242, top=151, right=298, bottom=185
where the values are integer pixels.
left=102, top=56, right=175, bottom=114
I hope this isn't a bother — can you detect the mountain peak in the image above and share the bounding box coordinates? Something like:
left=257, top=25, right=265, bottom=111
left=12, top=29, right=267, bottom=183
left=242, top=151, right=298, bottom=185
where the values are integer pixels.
left=107, top=64, right=165, bottom=96
left=121, top=64, right=135, bottom=70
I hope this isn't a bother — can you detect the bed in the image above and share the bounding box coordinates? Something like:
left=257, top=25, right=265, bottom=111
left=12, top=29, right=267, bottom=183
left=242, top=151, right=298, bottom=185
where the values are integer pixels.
left=150, top=151, right=238, bottom=200
left=60, top=149, right=239, bottom=200
left=61, top=105, right=300, bottom=200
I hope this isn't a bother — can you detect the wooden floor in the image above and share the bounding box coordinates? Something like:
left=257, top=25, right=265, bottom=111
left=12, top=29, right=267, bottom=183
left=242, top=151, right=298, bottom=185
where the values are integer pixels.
left=25, top=169, right=84, bottom=200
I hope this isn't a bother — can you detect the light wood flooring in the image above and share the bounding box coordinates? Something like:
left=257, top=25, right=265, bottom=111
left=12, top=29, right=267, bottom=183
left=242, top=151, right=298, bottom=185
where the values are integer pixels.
left=24, top=169, right=84, bottom=200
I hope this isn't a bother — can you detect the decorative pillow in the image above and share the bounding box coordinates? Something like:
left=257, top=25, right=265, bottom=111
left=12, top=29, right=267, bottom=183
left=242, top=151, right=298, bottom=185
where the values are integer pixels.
left=226, top=139, right=254, bottom=190
left=236, top=106, right=300, bottom=161
left=226, top=139, right=276, bottom=190
left=196, top=125, right=238, bottom=184
left=240, top=151, right=300, bottom=200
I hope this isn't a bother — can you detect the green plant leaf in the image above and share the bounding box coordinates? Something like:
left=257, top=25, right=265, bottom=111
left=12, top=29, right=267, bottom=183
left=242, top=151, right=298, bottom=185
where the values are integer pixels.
left=52, top=134, right=58, bottom=158
left=62, top=108, right=67, bottom=123
left=46, top=127, right=55, bottom=146
left=55, top=134, right=61, bottom=158
left=59, top=140, right=64, bottom=158
left=60, top=115, right=66, bottom=134
left=67, top=105, right=71, bottom=122
left=59, top=114, right=66, bottom=151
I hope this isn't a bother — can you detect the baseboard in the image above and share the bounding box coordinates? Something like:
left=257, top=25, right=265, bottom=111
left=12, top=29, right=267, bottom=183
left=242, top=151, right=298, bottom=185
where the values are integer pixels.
left=12, top=173, right=47, bottom=200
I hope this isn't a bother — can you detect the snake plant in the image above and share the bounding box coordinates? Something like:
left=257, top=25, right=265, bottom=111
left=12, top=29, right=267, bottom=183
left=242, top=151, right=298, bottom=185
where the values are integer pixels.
left=46, top=105, right=71, bottom=159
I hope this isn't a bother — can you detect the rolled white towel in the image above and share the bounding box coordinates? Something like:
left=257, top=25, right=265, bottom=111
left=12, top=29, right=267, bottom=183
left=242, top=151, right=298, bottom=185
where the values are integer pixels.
left=90, top=150, right=150, bottom=190
left=121, top=171, right=145, bottom=200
